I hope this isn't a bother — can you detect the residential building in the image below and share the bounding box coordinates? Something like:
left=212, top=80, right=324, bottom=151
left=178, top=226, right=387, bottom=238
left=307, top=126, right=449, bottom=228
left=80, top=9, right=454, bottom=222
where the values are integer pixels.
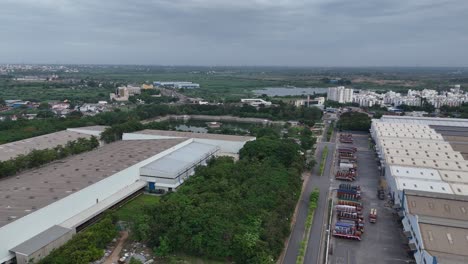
left=327, top=86, right=354, bottom=103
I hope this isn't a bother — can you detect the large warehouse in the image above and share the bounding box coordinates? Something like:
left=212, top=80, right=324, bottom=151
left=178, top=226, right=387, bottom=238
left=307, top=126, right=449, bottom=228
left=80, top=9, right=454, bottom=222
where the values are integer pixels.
left=0, top=126, right=107, bottom=162
left=0, top=128, right=254, bottom=263
left=371, top=116, right=468, bottom=264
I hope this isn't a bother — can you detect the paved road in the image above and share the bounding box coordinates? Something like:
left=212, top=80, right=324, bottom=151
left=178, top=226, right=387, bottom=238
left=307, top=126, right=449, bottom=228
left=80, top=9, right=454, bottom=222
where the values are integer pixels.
left=283, top=122, right=336, bottom=264
left=328, top=133, right=413, bottom=264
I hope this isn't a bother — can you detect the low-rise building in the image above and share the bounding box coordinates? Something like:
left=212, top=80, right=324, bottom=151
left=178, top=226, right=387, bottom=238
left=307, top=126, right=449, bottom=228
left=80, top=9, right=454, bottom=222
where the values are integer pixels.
left=240, top=98, right=272, bottom=107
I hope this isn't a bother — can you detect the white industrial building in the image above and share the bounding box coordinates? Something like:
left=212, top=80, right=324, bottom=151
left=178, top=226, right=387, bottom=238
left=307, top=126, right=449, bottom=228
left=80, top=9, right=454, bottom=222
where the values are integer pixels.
left=327, top=86, right=353, bottom=103
left=240, top=98, right=272, bottom=107
left=401, top=190, right=468, bottom=264
left=0, top=126, right=107, bottom=162
left=153, top=81, right=200, bottom=89
left=0, top=128, right=254, bottom=263
left=371, top=116, right=468, bottom=264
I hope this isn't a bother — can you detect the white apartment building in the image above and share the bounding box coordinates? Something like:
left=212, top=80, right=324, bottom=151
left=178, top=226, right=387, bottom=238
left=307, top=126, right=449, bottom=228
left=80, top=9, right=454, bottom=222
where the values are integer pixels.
left=327, top=86, right=354, bottom=103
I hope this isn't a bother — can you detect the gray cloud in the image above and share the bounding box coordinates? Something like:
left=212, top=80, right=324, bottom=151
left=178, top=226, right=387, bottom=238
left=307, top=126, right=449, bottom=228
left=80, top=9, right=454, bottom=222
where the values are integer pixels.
left=0, top=0, right=467, bottom=66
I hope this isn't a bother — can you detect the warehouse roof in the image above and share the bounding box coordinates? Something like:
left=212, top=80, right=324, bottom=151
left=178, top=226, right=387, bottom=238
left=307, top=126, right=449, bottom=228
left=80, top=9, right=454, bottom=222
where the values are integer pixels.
left=395, top=178, right=453, bottom=194
left=380, top=116, right=468, bottom=127
left=390, top=166, right=441, bottom=181
left=386, top=156, right=468, bottom=171
left=376, top=131, right=442, bottom=140
left=439, top=170, right=468, bottom=184
left=384, top=148, right=464, bottom=161
left=418, top=217, right=468, bottom=263
left=0, top=139, right=185, bottom=228
left=128, top=129, right=255, bottom=142
left=0, top=130, right=96, bottom=162
left=140, top=142, right=219, bottom=179
left=379, top=138, right=453, bottom=152
left=10, top=225, right=72, bottom=255
left=405, top=191, right=468, bottom=221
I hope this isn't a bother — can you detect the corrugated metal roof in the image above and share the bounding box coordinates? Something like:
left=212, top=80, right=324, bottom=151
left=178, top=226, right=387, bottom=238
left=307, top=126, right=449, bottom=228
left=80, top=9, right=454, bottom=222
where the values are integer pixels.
left=131, top=129, right=255, bottom=142
left=140, top=142, right=219, bottom=178
left=0, top=130, right=96, bottom=162
left=10, top=225, right=72, bottom=255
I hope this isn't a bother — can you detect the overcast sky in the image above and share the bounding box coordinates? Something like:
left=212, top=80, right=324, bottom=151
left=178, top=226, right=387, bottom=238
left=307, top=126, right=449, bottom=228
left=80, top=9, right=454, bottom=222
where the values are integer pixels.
left=1, top=0, right=467, bottom=66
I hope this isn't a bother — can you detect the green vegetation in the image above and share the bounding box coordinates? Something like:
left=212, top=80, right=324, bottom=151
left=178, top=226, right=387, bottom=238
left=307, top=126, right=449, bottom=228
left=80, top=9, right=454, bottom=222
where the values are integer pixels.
left=114, top=194, right=160, bottom=222
left=336, top=112, right=371, bottom=131
left=129, top=257, right=144, bottom=264
left=326, top=121, right=334, bottom=141
left=0, top=79, right=117, bottom=102
left=0, top=136, right=99, bottom=180
left=319, top=146, right=328, bottom=176
left=38, top=215, right=117, bottom=264
left=118, top=137, right=304, bottom=263
left=296, top=189, right=319, bottom=264
left=113, top=194, right=160, bottom=241
left=440, top=103, right=468, bottom=118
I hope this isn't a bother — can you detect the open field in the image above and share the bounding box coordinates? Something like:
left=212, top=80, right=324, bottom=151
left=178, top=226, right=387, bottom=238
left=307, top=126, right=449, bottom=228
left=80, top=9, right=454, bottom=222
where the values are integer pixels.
left=4, top=66, right=468, bottom=103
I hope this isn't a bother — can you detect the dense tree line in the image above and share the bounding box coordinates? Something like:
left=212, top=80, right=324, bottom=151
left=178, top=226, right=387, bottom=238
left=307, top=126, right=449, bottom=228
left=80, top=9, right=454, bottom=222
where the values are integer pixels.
left=134, top=137, right=304, bottom=263
left=0, top=136, right=99, bottom=179
left=337, top=112, right=371, bottom=131
left=1, top=103, right=322, bottom=144
left=38, top=216, right=117, bottom=264
left=440, top=103, right=468, bottom=118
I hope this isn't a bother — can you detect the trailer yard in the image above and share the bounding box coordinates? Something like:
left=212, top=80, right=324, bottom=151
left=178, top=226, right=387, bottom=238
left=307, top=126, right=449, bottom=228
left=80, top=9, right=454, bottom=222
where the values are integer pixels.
left=328, top=132, right=413, bottom=264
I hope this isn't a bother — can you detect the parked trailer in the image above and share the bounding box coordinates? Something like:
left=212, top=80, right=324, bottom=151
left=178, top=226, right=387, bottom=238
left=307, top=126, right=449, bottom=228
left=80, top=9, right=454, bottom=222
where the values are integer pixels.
left=337, top=212, right=363, bottom=221
left=369, top=208, right=377, bottom=223
left=339, top=183, right=361, bottom=192
left=336, top=175, right=356, bottom=182
left=338, top=147, right=357, bottom=153
left=333, top=222, right=362, bottom=240
left=336, top=170, right=356, bottom=177
left=337, top=200, right=363, bottom=208
left=339, top=158, right=357, bottom=164
left=339, top=162, right=355, bottom=170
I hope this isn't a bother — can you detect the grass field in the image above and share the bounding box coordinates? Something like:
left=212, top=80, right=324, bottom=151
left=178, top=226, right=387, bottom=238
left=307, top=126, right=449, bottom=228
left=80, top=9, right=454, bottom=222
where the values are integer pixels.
left=113, top=194, right=160, bottom=222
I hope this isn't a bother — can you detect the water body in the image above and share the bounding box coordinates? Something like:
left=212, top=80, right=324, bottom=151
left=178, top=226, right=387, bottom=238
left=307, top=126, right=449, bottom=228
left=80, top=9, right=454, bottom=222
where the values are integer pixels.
left=253, top=87, right=328, bottom=96
left=171, top=120, right=255, bottom=133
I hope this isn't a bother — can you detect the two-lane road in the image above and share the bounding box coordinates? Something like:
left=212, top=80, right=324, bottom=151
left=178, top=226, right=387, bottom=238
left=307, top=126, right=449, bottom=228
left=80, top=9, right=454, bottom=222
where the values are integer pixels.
left=283, top=121, right=336, bottom=264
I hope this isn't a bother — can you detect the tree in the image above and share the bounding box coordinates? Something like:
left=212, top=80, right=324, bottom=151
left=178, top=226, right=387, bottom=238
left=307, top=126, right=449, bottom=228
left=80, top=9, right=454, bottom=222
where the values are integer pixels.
left=38, top=102, right=50, bottom=110
left=337, top=112, right=371, bottom=131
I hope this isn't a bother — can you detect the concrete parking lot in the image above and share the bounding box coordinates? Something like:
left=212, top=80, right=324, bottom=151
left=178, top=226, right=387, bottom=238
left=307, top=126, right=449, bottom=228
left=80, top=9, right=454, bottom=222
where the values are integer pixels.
left=328, top=132, right=414, bottom=264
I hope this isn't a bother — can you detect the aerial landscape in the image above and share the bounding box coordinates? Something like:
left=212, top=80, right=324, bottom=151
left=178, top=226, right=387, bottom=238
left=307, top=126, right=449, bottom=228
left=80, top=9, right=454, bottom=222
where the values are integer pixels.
left=1, top=1, right=468, bottom=264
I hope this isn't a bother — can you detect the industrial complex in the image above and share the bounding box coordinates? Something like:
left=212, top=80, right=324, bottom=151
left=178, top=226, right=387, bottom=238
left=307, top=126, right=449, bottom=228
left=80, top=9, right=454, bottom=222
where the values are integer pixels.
left=371, top=116, right=468, bottom=264
left=0, top=127, right=254, bottom=263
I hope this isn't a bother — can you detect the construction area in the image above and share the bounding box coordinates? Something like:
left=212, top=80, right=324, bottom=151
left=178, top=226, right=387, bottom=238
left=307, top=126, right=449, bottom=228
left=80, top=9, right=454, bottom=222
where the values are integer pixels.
left=328, top=132, right=413, bottom=264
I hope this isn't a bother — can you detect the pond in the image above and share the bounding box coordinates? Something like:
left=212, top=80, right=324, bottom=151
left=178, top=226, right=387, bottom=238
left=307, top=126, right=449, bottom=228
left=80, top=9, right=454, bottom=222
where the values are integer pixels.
left=253, top=87, right=328, bottom=96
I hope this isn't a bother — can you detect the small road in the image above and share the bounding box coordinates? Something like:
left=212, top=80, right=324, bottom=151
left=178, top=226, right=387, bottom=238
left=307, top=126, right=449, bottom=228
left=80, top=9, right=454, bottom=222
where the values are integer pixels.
left=282, top=121, right=336, bottom=264
left=104, top=231, right=128, bottom=264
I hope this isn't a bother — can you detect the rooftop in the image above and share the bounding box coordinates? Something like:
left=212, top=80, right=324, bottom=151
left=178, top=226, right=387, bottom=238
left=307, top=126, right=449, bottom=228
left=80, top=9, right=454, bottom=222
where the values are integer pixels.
left=395, top=177, right=453, bottom=195
left=405, top=191, right=468, bottom=221
left=140, top=142, right=219, bottom=178
left=0, top=139, right=185, bottom=228
left=386, top=156, right=468, bottom=171
left=128, top=129, right=256, bottom=142
left=385, top=148, right=464, bottom=161
left=419, top=218, right=468, bottom=263
left=0, top=130, right=96, bottom=162
left=10, top=225, right=72, bottom=255
left=380, top=116, right=468, bottom=127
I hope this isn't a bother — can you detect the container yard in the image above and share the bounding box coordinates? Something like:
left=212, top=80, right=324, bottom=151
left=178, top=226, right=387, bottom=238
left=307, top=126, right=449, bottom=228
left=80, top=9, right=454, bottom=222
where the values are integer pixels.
left=328, top=132, right=413, bottom=264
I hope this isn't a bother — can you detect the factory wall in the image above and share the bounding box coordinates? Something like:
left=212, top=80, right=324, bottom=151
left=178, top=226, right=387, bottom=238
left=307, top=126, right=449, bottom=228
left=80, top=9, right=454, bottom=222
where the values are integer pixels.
left=0, top=139, right=192, bottom=263
left=402, top=214, right=437, bottom=264
left=15, top=229, right=75, bottom=264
